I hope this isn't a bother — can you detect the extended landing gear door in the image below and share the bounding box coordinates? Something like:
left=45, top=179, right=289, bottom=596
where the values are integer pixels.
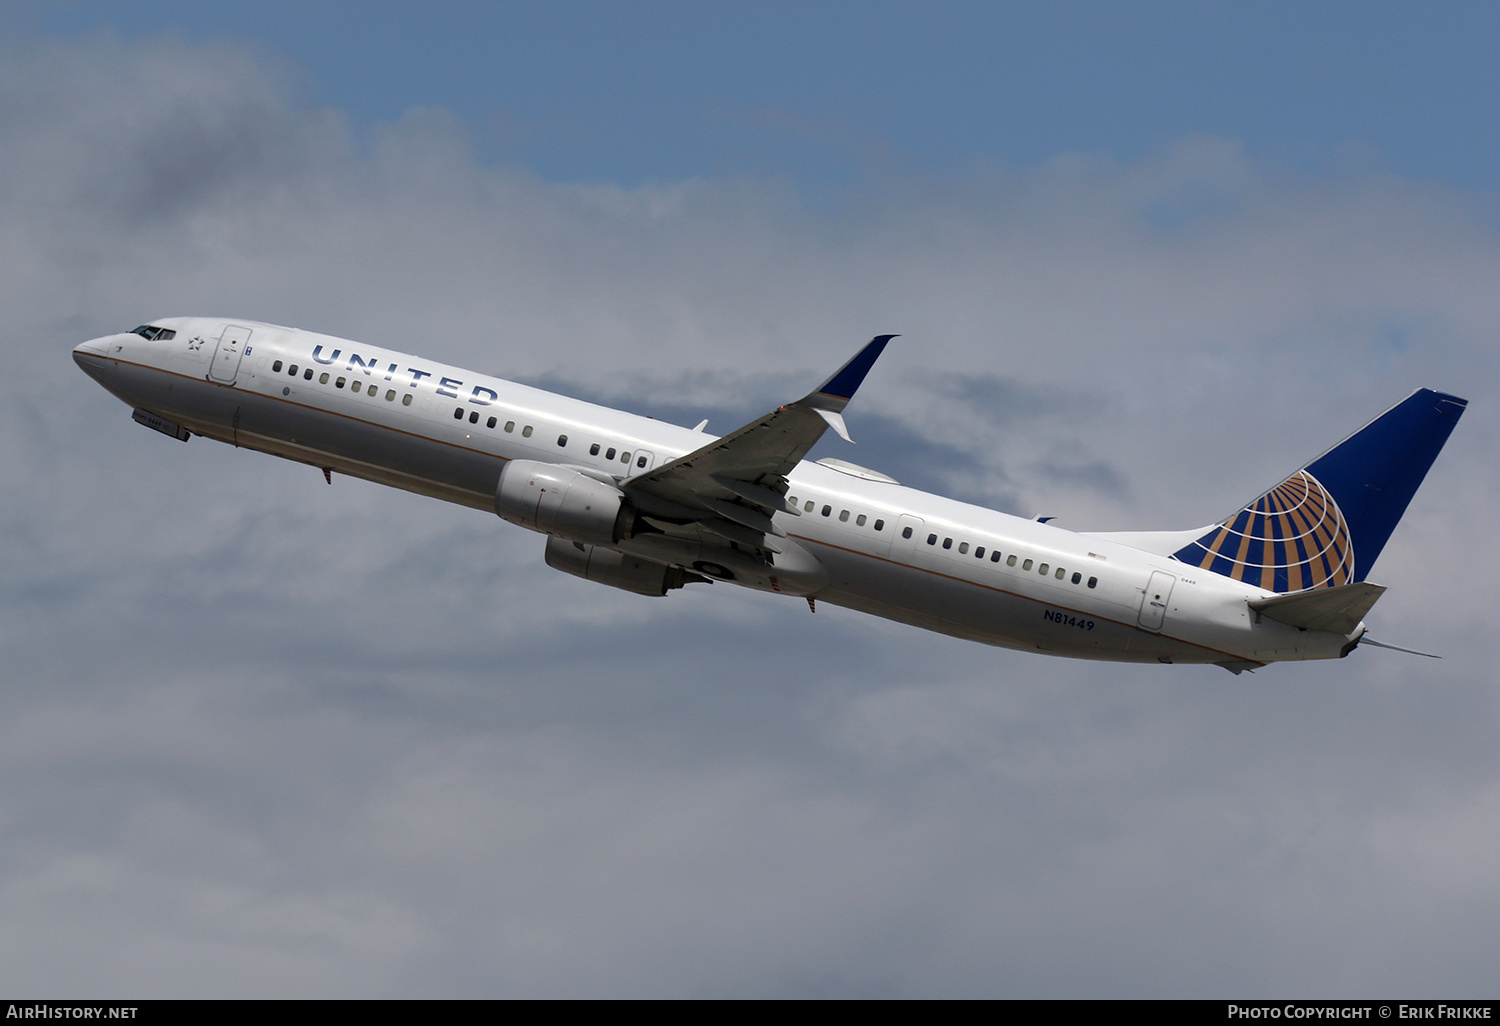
left=209, top=324, right=253, bottom=385
left=1137, top=570, right=1176, bottom=632
left=131, top=408, right=191, bottom=442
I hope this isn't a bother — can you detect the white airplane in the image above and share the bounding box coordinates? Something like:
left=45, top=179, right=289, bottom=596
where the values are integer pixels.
left=73, top=319, right=1466, bottom=672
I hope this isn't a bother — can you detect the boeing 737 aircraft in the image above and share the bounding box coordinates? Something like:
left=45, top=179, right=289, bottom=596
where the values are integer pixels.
left=73, top=319, right=1466, bottom=672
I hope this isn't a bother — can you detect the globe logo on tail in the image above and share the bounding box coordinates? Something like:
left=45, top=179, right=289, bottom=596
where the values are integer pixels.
left=1173, top=470, right=1353, bottom=593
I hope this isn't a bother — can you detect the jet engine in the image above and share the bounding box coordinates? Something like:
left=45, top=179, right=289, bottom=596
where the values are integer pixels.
left=495, top=460, right=637, bottom=545
left=544, top=537, right=704, bottom=596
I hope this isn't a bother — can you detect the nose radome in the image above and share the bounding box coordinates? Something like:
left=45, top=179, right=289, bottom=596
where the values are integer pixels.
left=74, top=335, right=115, bottom=357
left=73, top=334, right=124, bottom=381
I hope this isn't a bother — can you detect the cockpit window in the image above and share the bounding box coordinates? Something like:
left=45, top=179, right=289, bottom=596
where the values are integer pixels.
left=130, top=325, right=176, bottom=341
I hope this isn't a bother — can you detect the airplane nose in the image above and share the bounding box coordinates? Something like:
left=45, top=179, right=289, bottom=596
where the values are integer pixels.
left=73, top=335, right=119, bottom=381
left=74, top=336, right=111, bottom=358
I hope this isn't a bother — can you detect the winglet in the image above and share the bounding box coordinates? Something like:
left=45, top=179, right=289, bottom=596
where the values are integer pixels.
left=808, top=334, right=897, bottom=411
left=815, top=407, right=853, bottom=443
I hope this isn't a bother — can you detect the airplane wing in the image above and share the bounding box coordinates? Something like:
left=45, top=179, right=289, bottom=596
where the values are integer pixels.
left=622, top=335, right=895, bottom=554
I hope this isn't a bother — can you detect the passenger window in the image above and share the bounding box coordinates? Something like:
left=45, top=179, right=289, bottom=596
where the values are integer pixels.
left=856, top=514, right=866, bottom=527
left=942, top=538, right=952, bottom=550
left=990, top=551, right=1001, bottom=562
left=336, top=377, right=345, bottom=388
left=505, top=421, right=515, bottom=433
left=303, top=368, right=314, bottom=380
left=319, top=372, right=329, bottom=384
left=805, top=501, right=815, bottom=512
left=788, top=496, right=798, bottom=507
left=927, top=534, right=937, bottom=545
left=469, top=411, right=479, bottom=423
left=522, top=426, right=534, bottom=438
left=636, top=455, right=646, bottom=468
left=558, top=434, right=568, bottom=447
left=822, top=505, right=832, bottom=517
left=272, top=360, right=283, bottom=372
left=975, top=546, right=984, bottom=558
left=1023, top=559, right=1034, bottom=571
left=405, top=395, right=414, bottom=407
left=1039, top=563, right=1049, bottom=575
left=288, top=364, right=298, bottom=376
left=1007, top=555, right=1017, bottom=567
left=1055, top=567, right=1065, bottom=580
left=874, top=520, right=884, bottom=531
left=486, top=415, right=496, bottom=427
left=839, top=510, right=850, bottom=522
left=1071, top=572, right=1081, bottom=584
left=902, top=526, right=912, bottom=539
left=959, top=542, right=969, bottom=554
left=1088, top=577, right=1098, bottom=589
left=620, top=450, right=629, bottom=462
left=590, top=443, right=600, bottom=456
left=606, top=447, right=616, bottom=460
left=387, top=390, right=396, bottom=401
left=454, top=408, right=464, bottom=420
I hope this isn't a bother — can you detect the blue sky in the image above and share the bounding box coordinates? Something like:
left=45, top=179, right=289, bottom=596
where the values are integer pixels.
left=3, top=1, right=1499, bottom=999
left=26, top=1, right=1500, bottom=192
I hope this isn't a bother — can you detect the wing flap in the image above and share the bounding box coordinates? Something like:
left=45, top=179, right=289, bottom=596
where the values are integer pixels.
left=701, top=497, right=787, bottom=537
left=710, top=475, right=802, bottom=515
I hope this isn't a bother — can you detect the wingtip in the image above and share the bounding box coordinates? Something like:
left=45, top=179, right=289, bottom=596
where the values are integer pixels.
left=814, top=333, right=897, bottom=404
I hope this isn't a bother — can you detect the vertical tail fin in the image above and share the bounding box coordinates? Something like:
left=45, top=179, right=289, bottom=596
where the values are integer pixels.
left=1172, top=389, right=1467, bottom=592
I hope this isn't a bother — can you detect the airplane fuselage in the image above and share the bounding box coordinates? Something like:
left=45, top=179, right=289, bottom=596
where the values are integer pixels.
left=73, top=318, right=1368, bottom=671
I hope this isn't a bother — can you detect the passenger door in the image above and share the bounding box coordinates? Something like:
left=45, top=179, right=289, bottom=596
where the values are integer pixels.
left=1137, top=570, right=1176, bottom=632
left=208, top=324, right=253, bottom=384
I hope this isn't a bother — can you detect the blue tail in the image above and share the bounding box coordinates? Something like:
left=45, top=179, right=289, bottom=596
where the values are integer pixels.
left=1172, top=389, right=1467, bottom=592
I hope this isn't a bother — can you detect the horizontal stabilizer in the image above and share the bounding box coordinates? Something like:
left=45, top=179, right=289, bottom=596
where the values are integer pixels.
left=1249, top=581, right=1386, bottom=634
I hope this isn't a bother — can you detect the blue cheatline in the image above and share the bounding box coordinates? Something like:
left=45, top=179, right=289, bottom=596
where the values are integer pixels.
left=1173, top=389, right=1467, bottom=592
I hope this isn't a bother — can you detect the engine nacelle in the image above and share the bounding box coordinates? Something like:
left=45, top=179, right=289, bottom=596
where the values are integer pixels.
left=495, top=460, right=632, bottom=545
left=544, top=537, right=700, bottom=597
